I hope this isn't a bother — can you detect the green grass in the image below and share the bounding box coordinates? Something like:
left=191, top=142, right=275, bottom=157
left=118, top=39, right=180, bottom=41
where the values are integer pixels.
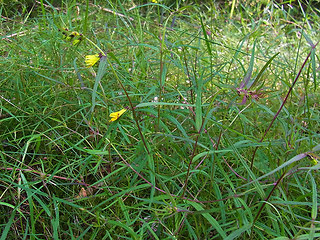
left=1, top=0, right=320, bottom=239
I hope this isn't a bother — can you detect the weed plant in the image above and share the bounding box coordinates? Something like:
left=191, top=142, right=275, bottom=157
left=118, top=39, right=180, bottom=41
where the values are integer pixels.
left=0, top=0, right=320, bottom=239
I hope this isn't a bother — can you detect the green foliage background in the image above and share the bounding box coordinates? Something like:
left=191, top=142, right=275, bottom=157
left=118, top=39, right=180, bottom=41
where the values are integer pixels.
left=0, top=0, right=319, bottom=239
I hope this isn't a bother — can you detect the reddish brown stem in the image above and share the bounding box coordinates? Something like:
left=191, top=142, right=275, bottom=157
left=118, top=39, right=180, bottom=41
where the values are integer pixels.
left=250, top=41, right=319, bottom=169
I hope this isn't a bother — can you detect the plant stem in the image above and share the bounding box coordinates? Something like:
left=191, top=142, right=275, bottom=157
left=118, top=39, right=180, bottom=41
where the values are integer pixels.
left=250, top=41, right=319, bottom=169
left=107, top=58, right=150, bottom=154
left=83, top=35, right=106, bottom=56
left=249, top=171, right=286, bottom=239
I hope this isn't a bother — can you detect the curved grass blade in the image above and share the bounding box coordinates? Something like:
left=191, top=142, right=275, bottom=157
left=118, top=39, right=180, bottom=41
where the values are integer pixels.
left=251, top=52, right=280, bottom=90
left=225, top=223, right=252, bottom=240
left=188, top=201, right=227, bottom=239
left=240, top=39, right=256, bottom=89
left=91, top=55, right=108, bottom=114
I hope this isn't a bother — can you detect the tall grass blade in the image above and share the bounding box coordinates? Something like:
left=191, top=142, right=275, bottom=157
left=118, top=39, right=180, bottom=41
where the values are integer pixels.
left=302, top=31, right=317, bottom=90
left=195, top=81, right=202, bottom=132
left=0, top=209, right=17, bottom=240
left=225, top=223, right=252, bottom=240
left=91, top=55, right=108, bottom=114
left=51, top=197, right=60, bottom=240
left=251, top=52, right=280, bottom=89
left=242, top=152, right=309, bottom=190
left=200, top=16, right=212, bottom=56
left=240, top=40, right=256, bottom=89
left=188, top=201, right=227, bottom=239
left=311, top=48, right=317, bottom=90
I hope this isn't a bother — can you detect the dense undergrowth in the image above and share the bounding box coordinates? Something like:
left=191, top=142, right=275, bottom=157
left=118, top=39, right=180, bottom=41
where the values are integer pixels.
left=1, top=0, right=320, bottom=239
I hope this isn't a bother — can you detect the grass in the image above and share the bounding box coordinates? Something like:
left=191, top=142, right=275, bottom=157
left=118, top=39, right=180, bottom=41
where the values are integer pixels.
left=1, top=0, right=320, bottom=239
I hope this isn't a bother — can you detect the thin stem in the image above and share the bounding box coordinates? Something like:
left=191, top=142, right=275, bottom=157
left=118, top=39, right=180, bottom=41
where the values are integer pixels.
left=158, top=34, right=164, bottom=129
left=250, top=41, right=319, bottom=169
left=83, top=35, right=106, bottom=56
left=181, top=122, right=205, bottom=197
left=179, top=89, right=226, bottom=197
left=109, top=138, right=243, bottom=204
left=183, top=49, right=195, bottom=123
left=107, top=58, right=150, bottom=154
left=249, top=171, right=286, bottom=239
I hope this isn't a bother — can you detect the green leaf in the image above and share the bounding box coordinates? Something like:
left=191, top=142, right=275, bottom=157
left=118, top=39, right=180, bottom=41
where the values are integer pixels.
left=302, top=31, right=315, bottom=48
left=251, top=52, right=280, bottom=89
left=188, top=201, right=227, bottom=239
left=0, top=209, right=17, bottom=240
left=136, top=102, right=196, bottom=108
left=200, top=15, right=212, bottom=56
left=238, top=152, right=309, bottom=190
left=108, top=220, right=138, bottom=239
left=225, top=223, right=252, bottom=240
left=91, top=55, right=108, bottom=113
left=311, top=48, right=317, bottom=90
left=240, top=39, right=256, bottom=89
left=195, top=78, right=203, bottom=132
left=312, top=143, right=320, bottom=152
left=308, top=173, right=317, bottom=220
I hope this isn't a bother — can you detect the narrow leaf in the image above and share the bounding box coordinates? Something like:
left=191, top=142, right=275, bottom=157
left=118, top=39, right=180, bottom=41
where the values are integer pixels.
left=195, top=88, right=202, bottom=132
left=302, top=31, right=315, bottom=48
left=91, top=55, right=108, bottom=113
left=250, top=52, right=280, bottom=89
left=189, top=201, right=227, bottom=239
left=311, top=48, right=317, bottom=90
left=200, top=16, right=212, bottom=56
left=308, top=173, right=317, bottom=220
left=240, top=40, right=256, bottom=89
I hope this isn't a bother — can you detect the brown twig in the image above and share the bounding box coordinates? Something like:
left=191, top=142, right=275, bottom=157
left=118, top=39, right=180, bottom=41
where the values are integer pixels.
left=90, top=3, right=134, bottom=21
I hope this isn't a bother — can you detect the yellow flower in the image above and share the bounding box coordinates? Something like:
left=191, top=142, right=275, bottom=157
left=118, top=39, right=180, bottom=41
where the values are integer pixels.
left=66, top=31, right=80, bottom=41
left=109, top=109, right=127, bottom=122
left=72, top=37, right=83, bottom=46
left=151, top=0, right=158, bottom=2
left=60, top=28, right=83, bottom=46
left=85, top=54, right=100, bottom=68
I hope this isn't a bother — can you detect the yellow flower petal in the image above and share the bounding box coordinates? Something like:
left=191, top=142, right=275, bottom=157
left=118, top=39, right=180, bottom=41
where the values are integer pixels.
left=85, top=54, right=100, bottom=68
left=67, top=31, right=78, bottom=39
left=72, top=37, right=82, bottom=46
left=109, top=109, right=127, bottom=122
left=151, top=0, right=158, bottom=2
left=60, top=28, right=83, bottom=46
